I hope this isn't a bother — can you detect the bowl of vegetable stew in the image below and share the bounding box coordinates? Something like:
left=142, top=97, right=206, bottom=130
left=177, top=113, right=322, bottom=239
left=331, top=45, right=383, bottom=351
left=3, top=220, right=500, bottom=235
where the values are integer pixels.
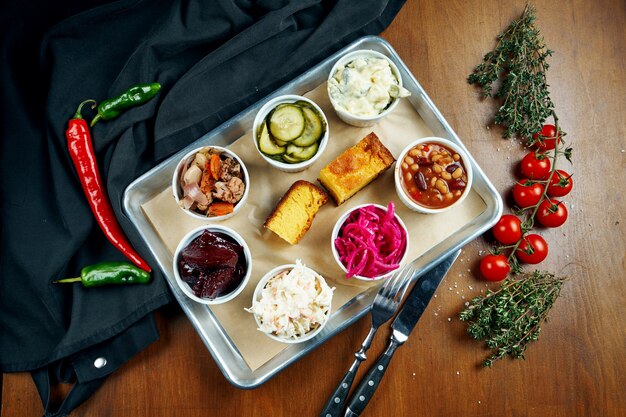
left=172, top=146, right=250, bottom=221
left=394, top=137, right=473, bottom=214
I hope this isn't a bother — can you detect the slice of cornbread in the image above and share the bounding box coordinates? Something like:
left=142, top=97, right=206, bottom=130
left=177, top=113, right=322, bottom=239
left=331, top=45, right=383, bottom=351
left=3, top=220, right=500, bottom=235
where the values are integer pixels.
left=318, top=132, right=395, bottom=205
left=264, top=180, right=328, bottom=245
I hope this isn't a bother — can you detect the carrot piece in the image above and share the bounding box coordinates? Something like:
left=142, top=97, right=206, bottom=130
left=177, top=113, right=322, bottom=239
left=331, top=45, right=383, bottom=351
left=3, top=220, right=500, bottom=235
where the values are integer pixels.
left=210, top=154, right=221, bottom=180
left=200, top=167, right=214, bottom=194
left=208, top=202, right=234, bottom=216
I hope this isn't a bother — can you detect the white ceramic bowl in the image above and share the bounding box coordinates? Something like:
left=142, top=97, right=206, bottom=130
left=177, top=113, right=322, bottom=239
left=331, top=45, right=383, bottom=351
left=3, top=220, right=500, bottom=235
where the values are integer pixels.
left=252, top=95, right=329, bottom=173
left=173, top=225, right=252, bottom=305
left=394, top=137, right=474, bottom=214
left=250, top=264, right=332, bottom=344
left=330, top=203, right=409, bottom=281
left=327, top=49, right=405, bottom=127
left=172, top=145, right=250, bottom=221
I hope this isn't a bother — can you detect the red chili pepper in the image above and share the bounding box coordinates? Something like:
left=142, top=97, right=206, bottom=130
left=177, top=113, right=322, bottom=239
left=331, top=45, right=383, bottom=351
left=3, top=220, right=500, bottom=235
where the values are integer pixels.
left=65, top=100, right=151, bottom=272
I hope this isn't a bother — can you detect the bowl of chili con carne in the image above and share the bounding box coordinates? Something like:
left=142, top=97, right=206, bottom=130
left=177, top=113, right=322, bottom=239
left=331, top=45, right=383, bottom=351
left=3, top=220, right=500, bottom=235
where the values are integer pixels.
left=394, top=137, right=473, bottom=214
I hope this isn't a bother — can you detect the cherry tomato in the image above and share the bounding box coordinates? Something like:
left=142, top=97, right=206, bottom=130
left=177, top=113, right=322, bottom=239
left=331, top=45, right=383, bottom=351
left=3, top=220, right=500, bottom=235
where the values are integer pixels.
left=513, top=179, right=545, bottom=208
left=479, top=254, right=510, bottom=281
left=536, top=198, right=568, bottom=227
left=547, top=170, right=573, bottom=197
left=521, top=152, right=551, bottom=180
left=492, top=214, right=522, bottom=245
left=515, top=234, right=548, bottom=264
left=532, top=124, right=561, bottom=151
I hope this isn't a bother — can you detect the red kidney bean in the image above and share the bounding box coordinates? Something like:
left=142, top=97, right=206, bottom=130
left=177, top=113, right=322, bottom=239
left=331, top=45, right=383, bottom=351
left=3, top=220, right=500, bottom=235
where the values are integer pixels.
left=445, top=164, right=459, bottom=173
left=449, top=179, right=466, bottom=190
left=415, top=171, right=428, bottom=190
left=417, top=156, right=433, bottom=166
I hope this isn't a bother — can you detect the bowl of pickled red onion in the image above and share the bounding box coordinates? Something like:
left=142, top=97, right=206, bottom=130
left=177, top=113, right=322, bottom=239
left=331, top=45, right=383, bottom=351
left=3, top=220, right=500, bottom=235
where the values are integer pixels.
left=331, top=202, right=409, bottom=281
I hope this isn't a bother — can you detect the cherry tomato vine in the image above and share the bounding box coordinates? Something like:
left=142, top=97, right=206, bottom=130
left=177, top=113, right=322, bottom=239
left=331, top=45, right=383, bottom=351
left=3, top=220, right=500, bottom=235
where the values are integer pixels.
left=482, top=114, right=573, bottom=281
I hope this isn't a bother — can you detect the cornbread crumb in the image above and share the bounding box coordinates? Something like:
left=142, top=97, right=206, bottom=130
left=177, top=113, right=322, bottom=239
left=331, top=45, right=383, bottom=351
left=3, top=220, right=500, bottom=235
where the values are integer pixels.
left=264, top=180, right=328, bottom=245
left=318, top=132, right=395, bottom=205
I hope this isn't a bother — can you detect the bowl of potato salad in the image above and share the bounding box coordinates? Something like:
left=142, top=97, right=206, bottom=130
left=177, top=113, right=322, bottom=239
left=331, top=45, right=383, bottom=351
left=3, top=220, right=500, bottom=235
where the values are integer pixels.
left=327, top=49, right=410, bottom=127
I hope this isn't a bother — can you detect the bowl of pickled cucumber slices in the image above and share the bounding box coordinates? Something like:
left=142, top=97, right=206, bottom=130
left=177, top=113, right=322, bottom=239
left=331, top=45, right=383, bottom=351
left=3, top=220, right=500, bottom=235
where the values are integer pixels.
left=253, top=95, right=329, bottom=173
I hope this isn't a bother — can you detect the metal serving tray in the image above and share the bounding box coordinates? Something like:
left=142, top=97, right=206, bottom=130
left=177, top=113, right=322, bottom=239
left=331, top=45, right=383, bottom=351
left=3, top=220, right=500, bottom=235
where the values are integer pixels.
left=123, top=36, right=502, bottom=389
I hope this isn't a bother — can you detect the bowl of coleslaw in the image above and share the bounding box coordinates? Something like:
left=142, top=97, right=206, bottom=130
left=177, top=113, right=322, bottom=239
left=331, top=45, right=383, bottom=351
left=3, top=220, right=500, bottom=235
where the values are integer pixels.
left=246, top=260, right=334, bottom=344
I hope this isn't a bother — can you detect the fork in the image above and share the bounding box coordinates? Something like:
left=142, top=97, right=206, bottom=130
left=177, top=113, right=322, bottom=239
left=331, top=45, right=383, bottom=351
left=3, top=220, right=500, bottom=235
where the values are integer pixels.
left=319, top=264, right=416, bottom=417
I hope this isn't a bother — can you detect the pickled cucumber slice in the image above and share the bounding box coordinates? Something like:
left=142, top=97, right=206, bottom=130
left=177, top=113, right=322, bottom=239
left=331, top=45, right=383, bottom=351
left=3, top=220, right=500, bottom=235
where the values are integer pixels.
left=258, top=121, right=286, bottom=155
left=273, top=137, right=289, bottom=146
left=294, top=100, right=316, bottom=109
left=286, top=142, right=319, bottom=160
left=292, top=106, right=325, bottom=147
left=282, top=153, right=304, bottom=163
left=269, top=105, right=305, bottom=141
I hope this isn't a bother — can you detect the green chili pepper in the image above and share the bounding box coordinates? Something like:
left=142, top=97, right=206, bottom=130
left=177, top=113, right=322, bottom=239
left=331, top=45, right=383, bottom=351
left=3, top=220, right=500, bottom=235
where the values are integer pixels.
left=54, top=262, right=151, bottom=287
left=90, top=82, right=161, bottom=127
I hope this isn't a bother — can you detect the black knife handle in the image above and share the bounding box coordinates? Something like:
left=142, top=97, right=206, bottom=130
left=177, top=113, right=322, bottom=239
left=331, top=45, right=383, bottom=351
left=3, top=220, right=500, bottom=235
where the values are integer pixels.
left=344, top=340, right=400, bottom=417
left=319, top=360, right=360, bottom=417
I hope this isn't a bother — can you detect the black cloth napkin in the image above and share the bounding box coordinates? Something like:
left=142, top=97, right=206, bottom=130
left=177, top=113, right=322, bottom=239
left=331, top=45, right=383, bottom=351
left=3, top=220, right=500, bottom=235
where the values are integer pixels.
left=1, top=0, right=405, bottom=414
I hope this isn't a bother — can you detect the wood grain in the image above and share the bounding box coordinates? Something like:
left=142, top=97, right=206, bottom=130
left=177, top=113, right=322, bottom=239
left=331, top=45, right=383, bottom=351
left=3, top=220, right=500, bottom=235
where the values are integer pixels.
left=3, top=0, right=625, bottom=416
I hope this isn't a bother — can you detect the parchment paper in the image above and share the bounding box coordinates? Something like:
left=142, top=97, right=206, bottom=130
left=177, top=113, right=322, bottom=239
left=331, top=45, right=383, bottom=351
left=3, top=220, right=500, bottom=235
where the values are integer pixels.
left=141, top=83, right=487, bottom=370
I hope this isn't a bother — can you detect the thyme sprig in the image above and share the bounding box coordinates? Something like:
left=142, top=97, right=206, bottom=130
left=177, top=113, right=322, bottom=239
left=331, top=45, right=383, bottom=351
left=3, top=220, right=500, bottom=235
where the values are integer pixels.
left=468, top=3, right=554, bottom=141
left=459, top=271, right=566, bottom=367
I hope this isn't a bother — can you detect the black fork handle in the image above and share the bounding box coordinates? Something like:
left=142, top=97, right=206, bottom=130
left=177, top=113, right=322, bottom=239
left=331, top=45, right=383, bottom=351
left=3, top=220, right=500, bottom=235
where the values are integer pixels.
left=344, top=338, right=401, bottom=417
left=319, top=359, right=360, bottom=417
left=319, top=326, right=378, bottom=417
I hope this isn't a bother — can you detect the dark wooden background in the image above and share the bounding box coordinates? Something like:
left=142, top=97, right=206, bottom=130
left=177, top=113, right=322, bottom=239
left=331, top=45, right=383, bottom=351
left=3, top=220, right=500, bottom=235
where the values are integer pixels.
left=3, top=0, right=625, bottom=415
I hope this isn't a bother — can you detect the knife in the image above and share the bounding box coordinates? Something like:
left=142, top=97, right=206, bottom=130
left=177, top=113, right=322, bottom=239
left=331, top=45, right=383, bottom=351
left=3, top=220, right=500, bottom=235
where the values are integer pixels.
left=343, top=250, right=460, bottom=417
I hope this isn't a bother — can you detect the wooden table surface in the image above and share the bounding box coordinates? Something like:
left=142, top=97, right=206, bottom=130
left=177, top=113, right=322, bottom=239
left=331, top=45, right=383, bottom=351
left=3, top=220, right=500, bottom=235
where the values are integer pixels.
left=3, top=0, right=625, bottom=416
